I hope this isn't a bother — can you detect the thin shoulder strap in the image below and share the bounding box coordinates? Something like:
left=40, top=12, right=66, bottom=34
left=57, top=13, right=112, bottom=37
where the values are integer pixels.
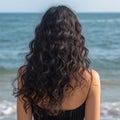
left=85, top=70, right=93, bottom=101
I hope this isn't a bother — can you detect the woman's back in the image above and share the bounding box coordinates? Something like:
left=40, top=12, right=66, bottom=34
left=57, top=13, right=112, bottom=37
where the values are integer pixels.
left=35, top=69, right=92, bottom=110
left=16, top=67, right=100, bottom=120
left=32, top=69, right=99, bottom=120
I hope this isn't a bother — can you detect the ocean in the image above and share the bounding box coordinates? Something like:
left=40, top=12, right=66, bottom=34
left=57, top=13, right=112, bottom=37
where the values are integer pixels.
left=0, top=13, right=120, bottom=120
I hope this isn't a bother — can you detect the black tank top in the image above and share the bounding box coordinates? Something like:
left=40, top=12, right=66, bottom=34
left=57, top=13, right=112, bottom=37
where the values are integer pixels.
left=32, top=78, right=92, bottom=120
left=33, top=100, right=86, bottom=120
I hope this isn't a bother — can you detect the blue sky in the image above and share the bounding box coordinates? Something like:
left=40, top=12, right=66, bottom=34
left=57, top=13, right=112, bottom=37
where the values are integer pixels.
left=0, top=0, right=120, bottom=13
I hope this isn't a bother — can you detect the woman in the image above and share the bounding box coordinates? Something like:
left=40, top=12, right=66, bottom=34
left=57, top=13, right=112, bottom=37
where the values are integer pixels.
left=13, top=5, right=101, bottom=120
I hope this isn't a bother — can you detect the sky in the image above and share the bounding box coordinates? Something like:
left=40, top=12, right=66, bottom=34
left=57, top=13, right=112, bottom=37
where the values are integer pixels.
left=0, top=0, right=120, bottom=13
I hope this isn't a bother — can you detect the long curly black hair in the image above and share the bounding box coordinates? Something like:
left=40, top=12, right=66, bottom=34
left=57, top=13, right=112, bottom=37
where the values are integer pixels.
left=13, top=5, right=91, bottom=118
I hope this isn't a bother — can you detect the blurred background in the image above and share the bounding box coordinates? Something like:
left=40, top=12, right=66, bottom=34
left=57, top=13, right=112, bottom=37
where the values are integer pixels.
left=0, top=0, right=120, bottom=120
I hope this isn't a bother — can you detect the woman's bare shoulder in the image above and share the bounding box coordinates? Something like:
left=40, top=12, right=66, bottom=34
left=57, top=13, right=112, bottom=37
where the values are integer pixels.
left=81, top=68, right=101, bottom=95
left=17, top=66, right=27, bottom=88
left=84, top=69, right=101, bottom=120
left=85, top=68, right=101, bottom=101
left=91, top=69, right=100, bottom=86
left=83, top=69, right=100, bottom=84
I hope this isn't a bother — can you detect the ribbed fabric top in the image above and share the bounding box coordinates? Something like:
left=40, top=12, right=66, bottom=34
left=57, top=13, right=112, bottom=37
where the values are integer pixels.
left=32, top=100, right=86, bottom=120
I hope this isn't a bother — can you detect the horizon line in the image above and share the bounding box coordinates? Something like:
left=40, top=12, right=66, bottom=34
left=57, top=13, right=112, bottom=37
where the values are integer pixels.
left=0, top=11, right=120, bottom=14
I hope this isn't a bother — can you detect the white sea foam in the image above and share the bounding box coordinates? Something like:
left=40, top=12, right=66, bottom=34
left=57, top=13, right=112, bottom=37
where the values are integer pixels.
left=0, top=100, right=16, bottom=116
left=101, top=102, right=120, bottom=117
